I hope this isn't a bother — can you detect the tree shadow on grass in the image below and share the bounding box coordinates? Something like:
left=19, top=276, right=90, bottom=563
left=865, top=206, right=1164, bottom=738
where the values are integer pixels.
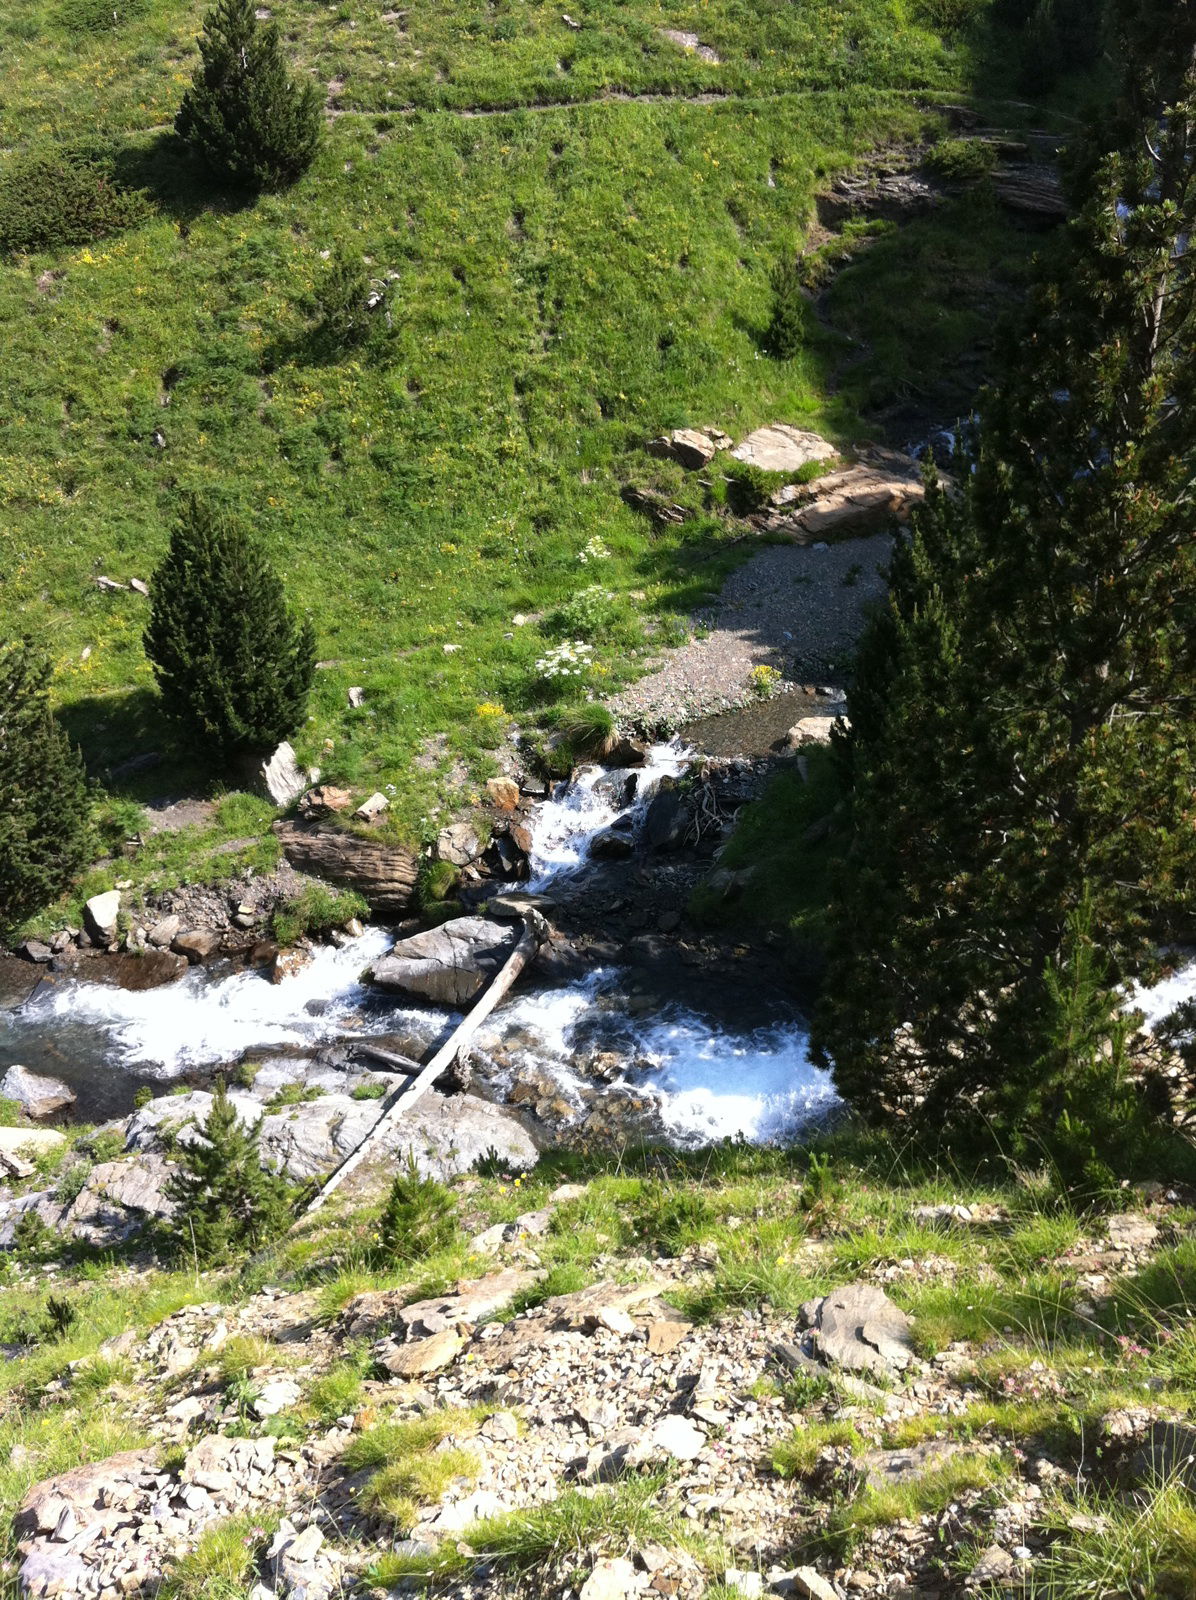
left=110, top=131, right=262, bottom=229
left=57, top=685, right=220, bottom=804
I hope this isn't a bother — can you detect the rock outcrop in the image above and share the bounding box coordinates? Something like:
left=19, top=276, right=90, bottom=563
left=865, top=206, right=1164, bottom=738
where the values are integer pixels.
left=274, top=820, right=418, bottom=914
left=730, top=426, right=838, bottom=474
left=763, top=450, right=927, bottom=541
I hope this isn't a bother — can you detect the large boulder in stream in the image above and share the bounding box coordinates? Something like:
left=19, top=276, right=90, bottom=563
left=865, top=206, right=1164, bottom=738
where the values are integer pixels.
left=0, top=1065, right=76, bottom=1120
left=367, top=916, right=521, bottom=1008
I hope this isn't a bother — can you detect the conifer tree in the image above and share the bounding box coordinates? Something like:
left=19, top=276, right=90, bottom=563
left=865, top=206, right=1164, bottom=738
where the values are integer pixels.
left=377, top=1154, right=459, bottom=1264
left=815, top=9, right=1196, bottom=1145
left=0, top=636, right=92, bottom=936
left=176, top=0, right=322, bottom=191
left=164, top=1080, right=292, bottom=1261
left=144, top=497, right=316, bottom=765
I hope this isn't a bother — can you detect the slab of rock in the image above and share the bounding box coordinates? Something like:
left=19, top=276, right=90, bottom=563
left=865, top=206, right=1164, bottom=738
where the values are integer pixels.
left=731, top=425, right=838, bottom=473
left=0, top=1064, right=75, bottom=1120
left=146, top=914, right=181, bottom=948
left=0, top=1126, right=66, bottom=1159
left=367, top=916, right=520, bottom=1007
left=257, top=741, right=307, bottom=806
left=252, top=1377, right=302, bottom=1417
left=298, top=785, right=355, bottom=819
left=15, top=1449, right=157, bottom=1539
left=646, top=428, right=721, bottom=469
left=1107, top=1213, right=1159, bottom=1252
left=83, top=890, right=121, bottom=944
left=88, top=949, right=188, bottom=989
left=808, top=1284, right=915, bottom=1380
left=378, top=1328, right=465, bottom=1377
left=274, top=820, right=418, bottom=915
left=399, top=1268, right=542, bottom=1335
left=969, top=1545, right=1015, bottom=1583
left=859, top=1438, right=969, bottom=1489
left=436, top=821, right=481, bottom=866
left=775, top=1569, right=838, bottom=1600
left=765, top=451, right=926, bottom=540
left=61, top=1155, right=177, bottom=1245
left=545, top=1279, right=669, bottom=1330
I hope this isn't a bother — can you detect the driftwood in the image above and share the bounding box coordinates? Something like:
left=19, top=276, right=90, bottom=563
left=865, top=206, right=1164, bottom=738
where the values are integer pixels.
left=354, top=1042, right=423, bottom=1075
left=304, top=912, right=547, bottom=1215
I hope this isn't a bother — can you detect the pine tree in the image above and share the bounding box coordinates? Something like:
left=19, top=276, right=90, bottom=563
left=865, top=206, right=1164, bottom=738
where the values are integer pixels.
left=176, top=0, right=322, bottom=192
left=815, top=11, right=1196, bottom=1146
left=144, top=496, right=316, bottom=765
left=0, top=636, right=92, bottom=937
left=164, top=1080, right=292, bottom=1261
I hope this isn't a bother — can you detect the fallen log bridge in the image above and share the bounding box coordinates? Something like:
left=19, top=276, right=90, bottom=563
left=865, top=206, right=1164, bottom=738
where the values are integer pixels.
left=304, top=910, right=548, bottom=1215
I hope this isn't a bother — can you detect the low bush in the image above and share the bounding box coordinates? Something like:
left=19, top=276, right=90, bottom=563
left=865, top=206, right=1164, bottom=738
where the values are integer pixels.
left=763, top=255, right=811, bottom=359
left=58, top=0, right=150, bottom=32
left=0, top=149, right=151, bottom=255
left=926, top=138, right=998, bottom=183
left=271, top=883, right=368, bottom=945
left=377, top=1155, right=459, bottom=1263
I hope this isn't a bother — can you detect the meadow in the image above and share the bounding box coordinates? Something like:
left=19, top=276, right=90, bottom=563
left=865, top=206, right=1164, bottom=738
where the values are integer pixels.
left=0, top=0, right=1055, bottom=888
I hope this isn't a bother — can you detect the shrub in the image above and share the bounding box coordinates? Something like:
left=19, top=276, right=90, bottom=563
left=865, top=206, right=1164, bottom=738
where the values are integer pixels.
left=176, top=0, right=323, bottom=192
left=270, top=883, right=368, bottom=945
left=724, top=460, right=780, bottom=515
left=926, top=139, right=998, bottom=183
left=378, top=1155, right=459, bottom=1263
left=144, top=496, right=317, bottom=765
left=0, top=636, right=93, bottom=937
left=763, top=255, right=811, bottom=359
left=58, top=0, right=150, bottom=33
left=163, top=1080, right=293, bottom=1262
left=0, top=148, right=151, bottom=256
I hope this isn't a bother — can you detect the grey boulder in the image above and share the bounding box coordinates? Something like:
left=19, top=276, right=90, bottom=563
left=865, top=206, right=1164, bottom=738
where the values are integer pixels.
left=367, top=916, right=519, bottom=1007
left=0, top=1064, right=76, bottom=1120
left=806, top=1283, right=915, bottom=1380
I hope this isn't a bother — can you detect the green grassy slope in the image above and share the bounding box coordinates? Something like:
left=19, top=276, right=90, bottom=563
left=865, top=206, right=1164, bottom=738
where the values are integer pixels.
left=2, top=0, right=1002, bottom=876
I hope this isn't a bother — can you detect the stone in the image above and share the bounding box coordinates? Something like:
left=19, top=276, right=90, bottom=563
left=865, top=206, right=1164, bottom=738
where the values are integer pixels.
left=644, top=782, right=686, bottom=851
left=486, top=777, right=521, bottom=811
left=367, top=916, right=520, bottom=1007
left=809, top=1284, right=915, bottom=1380
left=297, top=785, right=354, bottom=819
left=19, top=939, right=54, bottom=964
left=646, top=1317, right=693, bottom=1355
left=258, top=741, right=307, bottom=807
left=860, top=1439, right=969, bottom=1490
left=252, top=1378, right=302, bottom=1417
left=606, top=735, right=648, bottom=767
left=638, top=1413, right=706, bottom=1463
left=725, top=1573, right=764, bottom=1599
left=785, top=718, right=841, bottom=748
left=646, top=428, right=720, bottom=470
left=171, top=928, right=222, bottom=964
left=1106, top=1214, right=1158, bottom=1252
left=146, top=915, right=181, bottom=948
left=273, top=821, right=418, bottom=915
left=18, top=1546, right=91, bottom=1598
left=580, top=1557, right=639, bottom=1600
left=15, top=1450, right=155, bottom=1539
left=378, top=1329, right=465, bottom=1377
left=436, top=822, right=481, bottom=866
left=546, top=1279, right=669, bottom=1329
left=731, top=425, right=838, bottom=473
left=969, top=1546, right=1014, bottom=1583
left=83, top=890, right=121, bottom=944
left=777, top=1570, right=838, bottom=1600
left=353, top=791, right=389, bottom=823
left=0, top=1065, right=75, bottom=1120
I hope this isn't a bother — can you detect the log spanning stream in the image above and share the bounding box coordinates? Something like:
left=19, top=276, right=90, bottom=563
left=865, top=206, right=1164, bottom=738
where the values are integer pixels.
left=0, top=745, right=839, bottom=1146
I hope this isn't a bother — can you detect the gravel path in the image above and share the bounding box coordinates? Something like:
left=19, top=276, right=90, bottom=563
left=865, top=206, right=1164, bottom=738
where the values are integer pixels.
left=611, top=533, right=892, bottom=730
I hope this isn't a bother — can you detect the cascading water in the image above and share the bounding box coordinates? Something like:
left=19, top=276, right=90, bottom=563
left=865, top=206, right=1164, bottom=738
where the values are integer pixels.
left=526, top=742, right=691, bottom=887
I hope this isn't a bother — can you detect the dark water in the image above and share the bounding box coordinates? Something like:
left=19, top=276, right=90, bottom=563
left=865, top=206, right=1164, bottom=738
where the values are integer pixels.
left=680, top=689, right=839, bottom=757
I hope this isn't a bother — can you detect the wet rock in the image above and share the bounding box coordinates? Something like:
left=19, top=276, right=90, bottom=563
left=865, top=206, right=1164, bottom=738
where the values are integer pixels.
left=643, top=781, right=686, bottom=851
left=807, top=1284, right=915, bottom=1380
left=0, top=1065, right=75, bottom=1120
left=0, top=955, right=44, bottom=1009
left=436, top=822, right=481, bottom=866
left=367, top=916, right=520, bottom=1007
left=172, top=928, right=222, bottom=964
left=274, top=821, right=418, bottom=915
left=257, top=741, right=307, bottom=806
left=590, top=828, right=635, bottom=861
left=731, top=425, right=838, bottom=474
left=87, top=950, right=189, bottom=990
left=83, top=890, right=121, bottom=945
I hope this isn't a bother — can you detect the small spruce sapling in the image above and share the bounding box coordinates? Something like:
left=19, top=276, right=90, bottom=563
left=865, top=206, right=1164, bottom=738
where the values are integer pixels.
left=377, top=1155, right=459, bottom=1263
left=164, top=1079, right=292, bottom=1261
